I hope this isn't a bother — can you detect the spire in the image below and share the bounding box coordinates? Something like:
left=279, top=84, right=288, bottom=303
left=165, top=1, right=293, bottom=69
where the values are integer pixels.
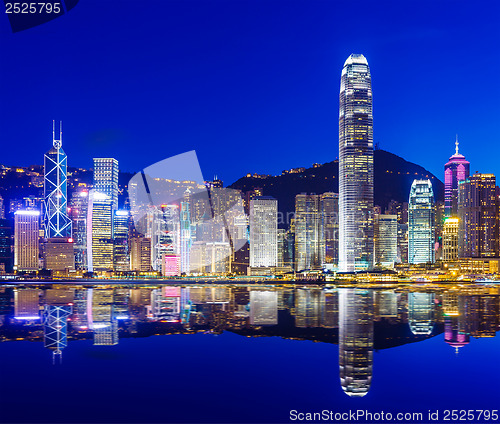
left=455, top=134, right=459, bottom=155
left=52, top=120, right=62, bottom=149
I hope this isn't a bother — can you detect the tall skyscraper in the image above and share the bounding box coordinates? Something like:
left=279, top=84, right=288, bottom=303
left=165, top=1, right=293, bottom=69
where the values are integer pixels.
left=14, top=210, right=40, bottom=271
left=179, top=200, right=192, bottom=273
left=113, top=210, right=130, bottom=272
left=444, top=138, right=470, bottom=218
left=442, top=217, right=459, bottom=261
left=320, top=192, right=339, bottom=267
left=130, top=236, right=152, bottom=271
left=43, top=121, right=71, bottom=238
left=338, top=54, right=374, bottom=272
left=408, top=180, right=435, bottom=264
left=458, top=173, right=498, bottom=258
left=86, top=190, right=113, bottom=272
left=374, top=214, right=398, bottom=268
left=69, top=188, right=89, bottom=270
left=294, top=194, right=320, bottom=271
left=249, top=197, right=278, bottom=268
left=93, top=158, right=119, bottom=210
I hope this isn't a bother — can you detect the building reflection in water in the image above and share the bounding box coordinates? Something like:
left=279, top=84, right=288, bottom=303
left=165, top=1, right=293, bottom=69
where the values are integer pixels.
left=338, top=288, right=374, bottom=398
left=408, top=292, right=435, bottom=335
left=0, top=283, right=499, bottom=393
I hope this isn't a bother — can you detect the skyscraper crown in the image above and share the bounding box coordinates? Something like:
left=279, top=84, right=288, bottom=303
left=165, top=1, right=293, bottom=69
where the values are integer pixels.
left=343, top=54, right=368, bottom=67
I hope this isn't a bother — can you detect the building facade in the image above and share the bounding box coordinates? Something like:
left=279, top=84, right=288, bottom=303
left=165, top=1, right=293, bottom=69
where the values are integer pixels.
left=408, top=179, right=435, bottom=264
left=338, top=54, right=374, bottom=272
left=458, top=173, right=498, bottom=258
left=249, top=197, right=278, bottom=268
left=444, top=138, right=470, bottom=218
left=14, top=210, right=40, bottom=271
left=374, top=214, right=398, bottom=268
left=93, top=158, right=119, bottom=210
left=86, top=190, right=114, bottom=272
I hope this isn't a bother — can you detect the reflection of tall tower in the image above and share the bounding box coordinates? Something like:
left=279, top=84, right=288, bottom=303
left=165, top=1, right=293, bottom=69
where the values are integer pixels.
left=444, top=315, right=470, bottom=354
left=43, top=121, right=72, bottom=238
left=408, top=292, right=435, bottom=335
left=338, top=288, right=373, bottom=397
left=338, top=54, right=374, bottom=272
left=444, top=137, right=470, bottom=218
left=43, top=304, right=72, bottom=363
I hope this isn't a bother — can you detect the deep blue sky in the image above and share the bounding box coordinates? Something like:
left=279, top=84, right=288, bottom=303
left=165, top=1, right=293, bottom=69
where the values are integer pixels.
left=1, top=0, right=499, bottom=184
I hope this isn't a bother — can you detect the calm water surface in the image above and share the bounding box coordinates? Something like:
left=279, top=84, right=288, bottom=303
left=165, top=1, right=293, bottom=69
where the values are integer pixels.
left=0, top=283, right=498, bottom=423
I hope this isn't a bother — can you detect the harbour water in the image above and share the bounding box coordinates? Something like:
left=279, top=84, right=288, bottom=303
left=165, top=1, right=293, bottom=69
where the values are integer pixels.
left=0, top=282, right=498, bottom=423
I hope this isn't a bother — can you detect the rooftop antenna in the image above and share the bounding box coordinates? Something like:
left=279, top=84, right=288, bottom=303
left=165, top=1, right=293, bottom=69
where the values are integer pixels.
left=53, top=120, right=62, bottom=149
left=455, top=134, right=459, bottom=155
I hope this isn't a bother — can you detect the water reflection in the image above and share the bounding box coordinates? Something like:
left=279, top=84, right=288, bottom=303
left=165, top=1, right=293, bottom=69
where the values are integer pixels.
left=0, top=283, right=499, bottom=397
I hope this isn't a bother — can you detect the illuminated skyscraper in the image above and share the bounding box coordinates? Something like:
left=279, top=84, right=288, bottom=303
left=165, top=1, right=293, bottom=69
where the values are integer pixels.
left=294, top=194, right=320, bottom=271
left=130, top=236, right=152, bottom=271
left=458, top=173, right=498, bottom=258
left=69, top=188, right=89, bottom=270
left=442, top=217, right=459, bottom=261
left=113, top=210, right=130, bottom=272
left=408, top=180, right=435, bottom=264
left=338, top=288, right=373, bottom=397
left=180, top=199, right=192, bottom=273
left=249, top=197, right=278, bottom=268
left=86, top=190, right=113, bottom=272
left=93, top=158, right=119, bottom=210
left=320, top=192, right=339, bottom=267
left=338, top=54, right=374, bottom=272
left=14, top=210, right=40, bottom=271
left=149, top=205, right=179, bottom=271
left=374, top=214, right=397, bottom=268
left=444, top=138, right=470, bottom=218
left=43, top=121, right=71, bottom=238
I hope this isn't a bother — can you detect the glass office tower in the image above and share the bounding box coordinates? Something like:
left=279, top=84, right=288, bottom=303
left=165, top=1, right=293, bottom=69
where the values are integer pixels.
left=338, top=54, right=374, bottom=272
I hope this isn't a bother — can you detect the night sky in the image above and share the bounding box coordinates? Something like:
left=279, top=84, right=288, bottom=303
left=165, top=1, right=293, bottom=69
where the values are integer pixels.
left=1, top=0, right=499, bottom=185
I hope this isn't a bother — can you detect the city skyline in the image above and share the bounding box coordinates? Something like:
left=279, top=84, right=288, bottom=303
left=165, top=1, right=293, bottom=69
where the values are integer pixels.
left=1, top=1, right=500, bottom=185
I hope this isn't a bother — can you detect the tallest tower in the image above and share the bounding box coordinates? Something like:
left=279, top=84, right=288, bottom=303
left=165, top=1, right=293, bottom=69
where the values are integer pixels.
left=43, top=121, right=71, bottom=238
left=338, top=54, right=374, bottom=272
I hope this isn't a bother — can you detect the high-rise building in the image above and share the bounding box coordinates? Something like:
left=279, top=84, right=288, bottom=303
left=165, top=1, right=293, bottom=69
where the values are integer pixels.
left=320, top=192, right=339, bottom=267
left=179, top=200, right=192, bottom=273
left=0, top=219, right=12, bottom=273
left=249, top=197, right=278, bottom=268
left=113, top=210, right=130, bottom=272
left=408, top=180, right=435, bottom=264
left=338, top=54, right=374, bottom=272
left=130, top=237, right=152, bottom=271
left=442, top=217, right=459, bottom=261
left=338, top=288, right=373, bottom=397
left=86, top=190, right=113, bottom=272
left=458, top=173, right=498, bottom=258
left=374, top=214, right=398, bottom=268
left=294, top=194, right=320, bottom=271
left=69, top=188, right=89, bottom=270
left=43, top=121, right=71, bottom=238
left=14, top=210, right=40, bottom=271
left=93, top=158, right=119, bottom=210
left=148, top=205, right=179, bottom=272
left=43, top=238, right=75, bottom=271
left=444, top=138, right=470, bottom=218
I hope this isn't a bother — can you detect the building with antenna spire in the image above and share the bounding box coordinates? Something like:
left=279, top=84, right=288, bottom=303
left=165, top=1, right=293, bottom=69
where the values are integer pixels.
left=444, top=136, right=470, bottom=218
left=43, top=121, right=72, bottom=238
